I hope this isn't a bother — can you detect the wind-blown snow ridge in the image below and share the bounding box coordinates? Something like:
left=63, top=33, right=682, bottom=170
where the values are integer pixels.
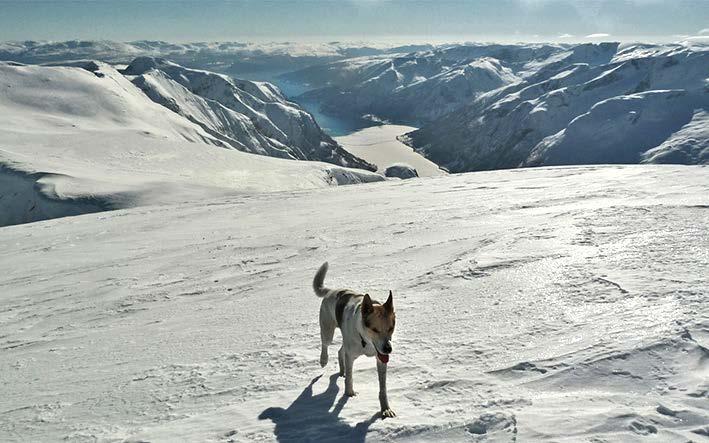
left=0, top=165, right=706, bottom=441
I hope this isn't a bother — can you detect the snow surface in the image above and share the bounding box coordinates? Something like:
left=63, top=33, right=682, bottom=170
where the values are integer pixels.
left=1, top=165, right=707, bottom=442
left=335, top=125, right=446, bottom=177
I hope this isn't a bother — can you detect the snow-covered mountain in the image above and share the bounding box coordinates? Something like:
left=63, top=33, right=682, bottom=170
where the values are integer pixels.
left=0, top=40, right=434, bottom=76
left=379, top=57, right=520, bottom=121
left=1, top=165, right=707, bottom=441
left=286, top=43, right=611, bottom=121
left=288, top=44, right=567, bottom=122
left=0, top=60, right=381, bottom=226
left=280, top=41, right=707, bottom=170
left=124, top=56, right=373, bottom=167
left=404, top=43, right=709, bottom=171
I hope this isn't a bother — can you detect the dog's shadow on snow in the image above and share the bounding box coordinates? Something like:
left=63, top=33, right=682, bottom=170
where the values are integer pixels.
left=259, top=373, right=378, bottom=442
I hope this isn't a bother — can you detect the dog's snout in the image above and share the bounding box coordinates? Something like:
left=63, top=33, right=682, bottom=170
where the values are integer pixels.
left=383, top=341, right=392, bottom=354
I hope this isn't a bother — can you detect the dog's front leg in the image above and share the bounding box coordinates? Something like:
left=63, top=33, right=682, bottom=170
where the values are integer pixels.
left=344, top=352, right=357, bottom=396
left=377, top=359, right=395, bottom=417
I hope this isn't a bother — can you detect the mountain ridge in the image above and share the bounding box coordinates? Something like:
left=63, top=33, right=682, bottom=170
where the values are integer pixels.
left=0, top=60, right=382, bottom=226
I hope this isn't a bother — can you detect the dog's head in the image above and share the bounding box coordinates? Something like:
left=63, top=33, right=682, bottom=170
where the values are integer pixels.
left=362, top=290, right=396, bottom=364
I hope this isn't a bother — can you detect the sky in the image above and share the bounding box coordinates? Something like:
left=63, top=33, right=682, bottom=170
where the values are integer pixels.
left=0, top=0, right=707, bottom=43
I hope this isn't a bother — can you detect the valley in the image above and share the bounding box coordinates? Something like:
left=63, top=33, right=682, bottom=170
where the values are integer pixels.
left=334, top=125, right=446, bottom=177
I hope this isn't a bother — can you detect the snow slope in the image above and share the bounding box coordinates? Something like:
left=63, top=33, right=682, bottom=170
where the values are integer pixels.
left=0, top=61, right=382, bottom=226
left=124, top=57, right=373, bottom=169
left=406, top=43, right=709, bottom=171
left=642, top=110, right=709, bottom=164
left=526, top=90, right=704, bottom=166
left=381, top=57, right=519, bottom=121
left=1, top=165, right=707, bottom=442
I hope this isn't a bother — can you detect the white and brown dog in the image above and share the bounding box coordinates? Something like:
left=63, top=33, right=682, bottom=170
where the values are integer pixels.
left=313, top=262, right=396, bottom=418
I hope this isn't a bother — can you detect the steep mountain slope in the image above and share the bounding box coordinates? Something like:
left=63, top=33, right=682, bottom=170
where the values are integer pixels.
left=1, top=165, right=707, bottom=442
left=381, top=57, right=519, bottom=121
left=526, top=90, right=704, bottom=166
left=130, top=68, right=296, bottom=158
left=641, top=110, right=709, bottom=164
left=0, top=61, right=382, bottom=226
left=124, top=57, right=373, bottom=169
left=405, top=43, right=709, bottom=171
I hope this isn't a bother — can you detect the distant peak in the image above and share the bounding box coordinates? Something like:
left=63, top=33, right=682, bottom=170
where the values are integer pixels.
left=123, top=56, right=175, bottom=75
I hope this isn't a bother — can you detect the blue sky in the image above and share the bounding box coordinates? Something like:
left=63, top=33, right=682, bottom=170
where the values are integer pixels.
left=0, top=0, right=706, bottom=42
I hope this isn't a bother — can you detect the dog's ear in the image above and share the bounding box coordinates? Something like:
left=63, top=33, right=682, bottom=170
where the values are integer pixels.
left=384, top=290, right=394, bottom=312
left=362, top=293, right=373, bottom=316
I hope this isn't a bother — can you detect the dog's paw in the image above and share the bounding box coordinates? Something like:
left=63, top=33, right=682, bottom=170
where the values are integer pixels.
left=381, top=408, right=396, bottom=418
left=345, top=390, right=358, bottom=397
left=319, top=351, right=328, bottom=367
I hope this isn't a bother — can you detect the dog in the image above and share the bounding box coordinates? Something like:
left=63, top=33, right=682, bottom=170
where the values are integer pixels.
left=312, top=262, right=396, bottom=418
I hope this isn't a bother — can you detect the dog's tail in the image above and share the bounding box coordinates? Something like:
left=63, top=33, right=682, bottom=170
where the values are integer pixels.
left=313, top=262, right=330, bottom=298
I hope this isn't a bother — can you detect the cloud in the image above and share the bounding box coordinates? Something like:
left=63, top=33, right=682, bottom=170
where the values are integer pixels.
left=586, top=33, right=611, bottom=38
left=558, top=33, right=574, bottom=39
left=699, top=28, right=709, bottom=35
left=683, top=35, right=709, bottom=42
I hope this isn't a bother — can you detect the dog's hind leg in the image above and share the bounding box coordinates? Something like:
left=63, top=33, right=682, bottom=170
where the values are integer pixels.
left=319, top=304, right=336, bottom=367
left=338, top=346, right=345, bottom=377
